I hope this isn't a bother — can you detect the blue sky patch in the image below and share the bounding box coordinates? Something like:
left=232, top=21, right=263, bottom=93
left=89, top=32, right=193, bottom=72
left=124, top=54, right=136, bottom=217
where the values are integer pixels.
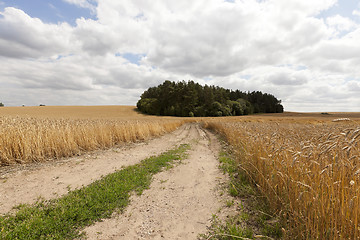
left=296, top=65, right=307, bottom=71
left=117, top=53, right=146, bottom=65
left=240, top=75, right=251, bottom=80
left=0, top=0, right=97, bottom=25
left=317, top=1, right=360, bottom=21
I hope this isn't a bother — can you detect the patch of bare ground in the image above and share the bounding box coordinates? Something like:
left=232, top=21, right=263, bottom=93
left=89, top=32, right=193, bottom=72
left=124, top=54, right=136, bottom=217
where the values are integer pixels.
left=82, top=124, right=231, bottom=240
left=0, top=124, right=194, bottom=215
left=1, top=123, right=242, bottom=240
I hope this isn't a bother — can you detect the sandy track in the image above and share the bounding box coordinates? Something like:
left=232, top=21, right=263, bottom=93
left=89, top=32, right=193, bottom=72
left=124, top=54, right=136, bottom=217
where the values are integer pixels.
left=0, top=124, right=196, bottom=214
left=83, top=124, right=225, bottom=239
left=0, top=123, right=228, bottom=240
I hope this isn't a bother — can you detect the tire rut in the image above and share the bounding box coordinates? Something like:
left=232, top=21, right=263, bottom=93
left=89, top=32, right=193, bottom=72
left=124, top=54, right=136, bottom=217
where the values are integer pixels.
left=83, top=124, right=226, bottom=240
left=0, top=124, right=195, bottom=215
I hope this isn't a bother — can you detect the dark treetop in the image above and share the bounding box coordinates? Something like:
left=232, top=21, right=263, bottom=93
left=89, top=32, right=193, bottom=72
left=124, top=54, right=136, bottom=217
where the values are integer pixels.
left=137, top=80, right=283, bottom=117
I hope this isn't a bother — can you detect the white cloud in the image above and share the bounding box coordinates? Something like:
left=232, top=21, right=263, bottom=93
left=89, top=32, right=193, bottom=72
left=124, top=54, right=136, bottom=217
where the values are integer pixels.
left=298, top=27, right=360, bottom=77
left=0, top=0, right=360, bottom=112
left=353, top=2, right=360, bottom=17
left=142, top=0, right=333, bottom=77
left=0, top=7, right=74, bottom=58
left=326, top=14, right=358, bottom=33
left=347, top=80, right=360, bottom=92
left=267, top=71, right=308, bottom=86
left=269, top=0, right=337, bottom=16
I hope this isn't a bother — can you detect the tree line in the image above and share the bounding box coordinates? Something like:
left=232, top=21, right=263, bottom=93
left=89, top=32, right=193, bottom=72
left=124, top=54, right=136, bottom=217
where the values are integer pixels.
left=137, top=80, right=284, bottom=117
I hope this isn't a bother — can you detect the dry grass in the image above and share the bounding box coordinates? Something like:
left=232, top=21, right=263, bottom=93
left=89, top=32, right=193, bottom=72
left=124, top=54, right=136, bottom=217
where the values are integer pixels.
left=204, top=114, right=360, bottom=239
left=0, top=106, right=184, bottom=166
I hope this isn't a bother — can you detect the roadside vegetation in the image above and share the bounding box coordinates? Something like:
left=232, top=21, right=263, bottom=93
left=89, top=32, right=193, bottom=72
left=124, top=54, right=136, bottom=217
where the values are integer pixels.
left=200, top=145, right=282, bottom=240
left=0, top=144, right=190, bottom=239
left=204, top=118, right=360, bottom=239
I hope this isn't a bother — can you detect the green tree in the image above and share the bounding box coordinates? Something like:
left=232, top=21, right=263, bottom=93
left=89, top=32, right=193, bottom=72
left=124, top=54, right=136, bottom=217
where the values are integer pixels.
left=0, top=102, right=4, bottom=107
left=236, top=98, right=253, bottom=115
left=210, top=101, right=223, bottom=116
left=136, top=80, right=283, bottom=117
left=136, top=98, right=160, bottom=115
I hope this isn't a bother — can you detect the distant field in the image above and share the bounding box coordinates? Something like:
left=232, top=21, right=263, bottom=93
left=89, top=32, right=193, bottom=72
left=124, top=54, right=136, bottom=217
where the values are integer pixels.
left=2, top=105, right=359, bottom=121
left=0, top=106, right=185, bottom=165
left=205, top=111, right=360, bottom=123
left=255, top=111, right=360, bottom=121
left=0, top=105, right=168, bottom=119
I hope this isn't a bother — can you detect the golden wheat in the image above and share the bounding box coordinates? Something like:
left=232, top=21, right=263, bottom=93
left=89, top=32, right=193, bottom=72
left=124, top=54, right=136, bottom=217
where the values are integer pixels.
left=0, top=106, right=185, bottom=165
left=204, top=117, right=360, bottom=239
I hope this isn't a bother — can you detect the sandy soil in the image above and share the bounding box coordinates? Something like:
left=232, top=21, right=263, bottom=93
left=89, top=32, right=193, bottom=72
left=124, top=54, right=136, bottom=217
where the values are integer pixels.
left=0, top=124, right=195, bottom=214
left=83, top=124, right=226, bottom=239
left=0, top=123, right=229, bottom=239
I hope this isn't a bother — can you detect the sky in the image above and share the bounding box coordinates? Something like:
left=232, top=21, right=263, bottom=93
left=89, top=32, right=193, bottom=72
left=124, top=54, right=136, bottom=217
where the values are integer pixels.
left=0, top=0, right=360, bottom=112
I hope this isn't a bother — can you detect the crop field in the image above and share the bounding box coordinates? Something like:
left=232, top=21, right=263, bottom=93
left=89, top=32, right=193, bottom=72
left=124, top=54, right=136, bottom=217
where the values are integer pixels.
left=204, top=112, right=360, bottom=239
left=0, top=106, right=185, bottom=165
left=2, top=106, right=360, bottom=239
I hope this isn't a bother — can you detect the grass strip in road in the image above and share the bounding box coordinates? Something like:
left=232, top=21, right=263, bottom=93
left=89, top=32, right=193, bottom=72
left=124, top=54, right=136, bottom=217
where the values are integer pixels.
left=0, top=144, right=190, bottom=240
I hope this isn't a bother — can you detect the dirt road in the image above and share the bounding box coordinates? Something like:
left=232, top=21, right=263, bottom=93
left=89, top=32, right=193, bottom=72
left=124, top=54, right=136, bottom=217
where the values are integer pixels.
left=0, top=124, right=228, bottom=239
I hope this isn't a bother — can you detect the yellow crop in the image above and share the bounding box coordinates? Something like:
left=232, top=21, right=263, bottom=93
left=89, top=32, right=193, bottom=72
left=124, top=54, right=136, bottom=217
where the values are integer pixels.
left=204, top=115, right=360, bottom=239
left=0, top=106, right=184, bottom=165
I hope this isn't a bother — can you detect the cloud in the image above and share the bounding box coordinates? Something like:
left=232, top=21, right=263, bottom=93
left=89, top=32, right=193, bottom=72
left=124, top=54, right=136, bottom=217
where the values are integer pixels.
left=347, top=80, right=360, bottom=92
left=142, top=0, right=333, bottom=77
left=297, top=27, right=360, bottom=77
left=0, top=0, right=360, bottom=112
left=269, top=0, right=337, bottom=16
left=0, top=53, right=169, bottom=90
left=0, top=86, right=141, bottom=107
left=73, top=18, right=117, bottom=55
left=0, top=7, right=74, bottom=58
left=326, top=14, right=358, bottom=33
left=353, top=3, right=360, bottom=17
left=267, top=71, right=308, bottom=86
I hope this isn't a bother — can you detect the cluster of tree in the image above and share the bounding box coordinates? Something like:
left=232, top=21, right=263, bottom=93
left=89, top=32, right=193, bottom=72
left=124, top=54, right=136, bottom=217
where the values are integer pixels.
left=0, top=102, right=4, bottom=107
left=137, top=80, right=284, bottom=117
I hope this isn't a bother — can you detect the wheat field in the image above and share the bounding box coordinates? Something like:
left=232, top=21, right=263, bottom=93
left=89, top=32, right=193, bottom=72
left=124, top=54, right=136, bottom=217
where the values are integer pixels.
left=2, top=106, right=360, bottom=238
left=0, top=106, right=184, bottom=165
left=204, top=113, right=360, bottom=239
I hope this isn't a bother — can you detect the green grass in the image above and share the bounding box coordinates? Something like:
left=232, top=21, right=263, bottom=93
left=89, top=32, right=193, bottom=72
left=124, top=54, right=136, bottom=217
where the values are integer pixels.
left=218, top=151, right=254, bottom=197
left=201, top=215, right=254, bottom=240
left=201, top=147, right=283, bottom=240
left=0, top=144, right=190, bottom=240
